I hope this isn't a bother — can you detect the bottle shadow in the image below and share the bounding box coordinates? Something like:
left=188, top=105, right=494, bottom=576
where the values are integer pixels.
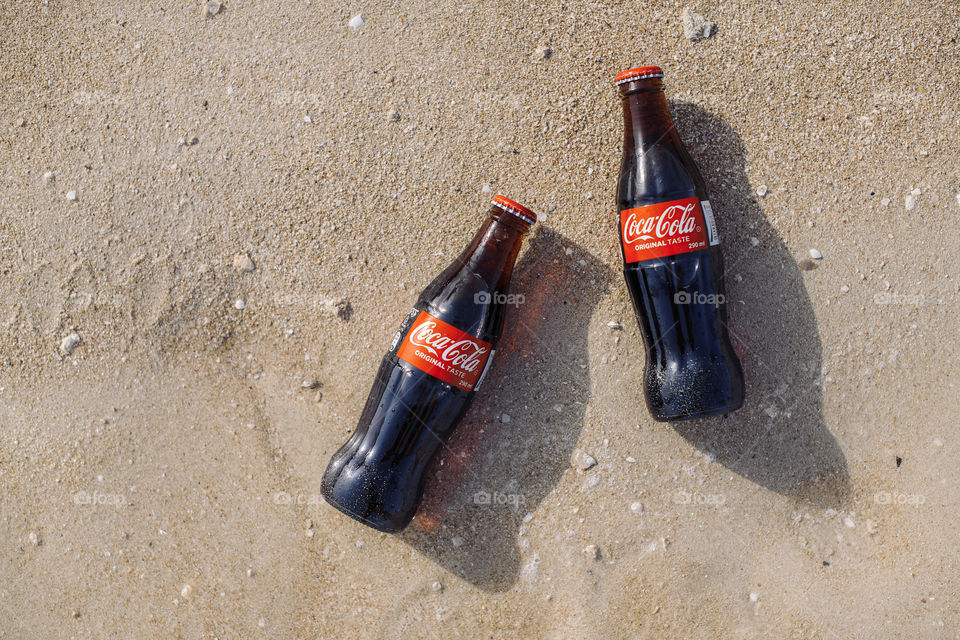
left=398, top=227, right=612, bottom=592
left=665, top=101, right=849, bottom=508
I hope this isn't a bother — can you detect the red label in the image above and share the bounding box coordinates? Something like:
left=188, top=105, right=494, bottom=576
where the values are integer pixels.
left=396, top=311, right=492, bottom=392
left=620, top=197, right=715, bottom=263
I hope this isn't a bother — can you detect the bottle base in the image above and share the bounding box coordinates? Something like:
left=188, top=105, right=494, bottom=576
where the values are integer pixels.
left=649, top=397, right=744, bottom=422
left=321, top=492, right=409, bottom=534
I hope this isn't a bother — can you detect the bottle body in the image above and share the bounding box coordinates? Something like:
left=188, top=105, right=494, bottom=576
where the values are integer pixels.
left=615, top=68, right=744, bottom=421
left=322, top=198, right=533, bottom=532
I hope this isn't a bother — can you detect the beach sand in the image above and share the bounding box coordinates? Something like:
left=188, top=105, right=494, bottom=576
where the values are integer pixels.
left=1, top=0, right=958, bottom=637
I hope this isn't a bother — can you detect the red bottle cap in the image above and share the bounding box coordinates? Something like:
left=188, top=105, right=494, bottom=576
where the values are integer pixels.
left=614, top=66, right=664, bottom=86
left=492, top=195, right=537, bottom=225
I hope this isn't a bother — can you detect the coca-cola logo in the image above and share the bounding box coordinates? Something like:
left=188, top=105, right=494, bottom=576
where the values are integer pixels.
left=622, top=202, right=698, bottom=245
left=408, top=321, right=488, bottom=372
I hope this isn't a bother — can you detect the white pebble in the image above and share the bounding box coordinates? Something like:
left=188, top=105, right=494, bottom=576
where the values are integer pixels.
left=181, top=583, right=194, bottom=599
left=625, top=456, right=636, bottom=463
left=749, top=592, right=759, bottom=602
left=905, top=195, right=915, bottom=211
left=844, top=516, right=855, bottom=528
left=749, top=237, right=759, bottom=247
left=809, top=248, right=823, bottom=260
left=583, top=544, right=601, bottom=560
left=234, top=299, right=246, bottom=310
left=60, top=333, right=82, bottom=356
left=233, top=252, right=255, bottom=272
left=431, top=581, right=443, bottom=592
left=65, top=190, right=77, bottom=201
left=43, top=171, right=55, bottom=183
left=481, top=184, right=492, bottom=194
left=348, top=13, right=364, bottom=30
left=840, top=285, right=850, bottom=293
left=880, top=197, right=890, bottom=206
left=607, top=320, right=622, bottom=330
left=500, top=413, right=511, bottom=423
left=28, top=532, right=41, bottom=546
left=630, top=501, right=644, bottom=515
left=204, top=0, right=221, bottom=17
left=572, top=450, right=597, bottom=471
left=681, top=7, right=716, bottom=41
left=535, top=45, right=552, bottom=60
left=756, top=185, right=768, bottom=197
left=522, top=512, right=533, bottom=523
left=451, top=536, right=464, bottom=547
left=911, top=188, right=921, bottom=196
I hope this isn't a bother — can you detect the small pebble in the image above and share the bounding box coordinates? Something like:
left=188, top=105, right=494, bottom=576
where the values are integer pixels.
left=71, top=610, right=80, bottom=619
left=843, top=516, right=855, bottom=528
left=625, top=456, right=636, bottom=463
left=809, top=248, right=823, bottom=260
left=749, top=237, right=759, bottom=247
left=583, top=544, right=601, bottom=560
left=630, top=501, right=644, bottom=515
left=66, top=190, right=77, bottom=201
left=60, top=333, right=82, bottom=356
left=905, top=195, right=915, bottom=211
left=880, top=197, right=890, bottom=206
left=749, top=592, right=759, bottom=603
left=431, top=581, right=443, bottom=592
left=535, top=45, right=552, bottom=60
left=233, top=252, right=255, bottom=272
left=522, top=512, right=533, bottom=523
left=348, top=13, right=364, bottom=30
left=28, top=531, right=41, bottom=546
left=840, top=285, right=849, bottom=293
left=500, top=413, right=511, bottom=423
left=234, top=299, right=246, bottom=310
left=911, top=188, right=921, bottom=196
left=43, top=171, right=55, bottom=183
left=451, top=536, right=464, bottom=548
left=246, top=568, right=254, bottom=577
left=302, top=379, right=320, bottom=390
left=204, top=0, right=221, bottom=17
left=181, top=583, right=193, bottom=599
left=607, top=320, right=622, bottom=330
left=572, top=450, right=597, bottom=471
left=681, top=7, right=716, bottom=41
left=756, top=184, right=768, bottom=197
left=386, top=108, right=400, bottom=122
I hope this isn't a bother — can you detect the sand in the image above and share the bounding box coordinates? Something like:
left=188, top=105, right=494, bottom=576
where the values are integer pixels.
left=1, top=0, right=958, bottom=637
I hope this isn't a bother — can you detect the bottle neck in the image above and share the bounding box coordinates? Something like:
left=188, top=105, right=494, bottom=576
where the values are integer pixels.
left=621, top=80, right=678, bottom=152
left=458, top=210, right=528, bottom=290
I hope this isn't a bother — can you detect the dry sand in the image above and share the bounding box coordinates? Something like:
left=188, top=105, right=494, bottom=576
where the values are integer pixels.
left=2, top=0, right=959, bottom=637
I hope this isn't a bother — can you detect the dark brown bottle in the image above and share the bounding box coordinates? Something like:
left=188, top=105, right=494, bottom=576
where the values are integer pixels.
left=615, top=66, right=744, bottom=421
left=322, top=196, right=535, bottom=532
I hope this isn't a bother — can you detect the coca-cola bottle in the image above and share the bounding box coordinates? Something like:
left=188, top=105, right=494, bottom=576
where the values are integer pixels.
left=322, top=196, right=536, bottom=532
left=615, top=66, right=744, bottom=421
